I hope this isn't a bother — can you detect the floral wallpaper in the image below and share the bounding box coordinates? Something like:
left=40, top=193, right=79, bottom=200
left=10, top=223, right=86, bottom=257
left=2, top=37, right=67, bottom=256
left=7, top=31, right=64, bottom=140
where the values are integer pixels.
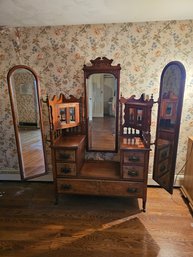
left=1, top=20, right=193, bottom=179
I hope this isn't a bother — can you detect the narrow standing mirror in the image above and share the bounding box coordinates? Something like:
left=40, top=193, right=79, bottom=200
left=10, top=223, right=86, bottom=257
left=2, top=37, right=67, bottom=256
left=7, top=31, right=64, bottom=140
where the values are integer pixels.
left=7, top=65, right=47, bottom=179
left=83, top=57, right=121, bottom=152
left=153, top=61, right=186, bottom=193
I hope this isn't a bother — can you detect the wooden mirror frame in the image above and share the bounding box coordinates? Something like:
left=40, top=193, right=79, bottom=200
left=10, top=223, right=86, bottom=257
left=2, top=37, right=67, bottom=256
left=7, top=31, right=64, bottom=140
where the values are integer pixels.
left=7, top=65, right=47, bottom=179
left=153, top=61, right=186, bottom=193
left=83, top=57, right=121, bottom=152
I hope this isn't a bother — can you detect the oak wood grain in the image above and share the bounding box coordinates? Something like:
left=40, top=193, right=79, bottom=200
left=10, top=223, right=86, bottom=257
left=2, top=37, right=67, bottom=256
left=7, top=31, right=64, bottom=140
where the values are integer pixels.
left=0, top=182, right=192, bottom=257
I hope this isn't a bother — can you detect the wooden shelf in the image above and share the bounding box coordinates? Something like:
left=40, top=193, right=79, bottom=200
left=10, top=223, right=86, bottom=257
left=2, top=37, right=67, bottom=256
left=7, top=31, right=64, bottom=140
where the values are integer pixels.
left=120, top=136, right=146, bottom=150
left=80, top=161, right=120, bottom=180
left=52, top=135, right=86, bottom=149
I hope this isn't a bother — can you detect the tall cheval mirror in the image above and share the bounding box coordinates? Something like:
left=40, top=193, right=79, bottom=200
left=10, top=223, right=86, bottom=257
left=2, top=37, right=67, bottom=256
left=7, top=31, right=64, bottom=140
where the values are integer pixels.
left=153, top=61, right=186, bottom=193
left=7, top=65, right=47, bottom=179
left=83, top=57, right=121, bottom=152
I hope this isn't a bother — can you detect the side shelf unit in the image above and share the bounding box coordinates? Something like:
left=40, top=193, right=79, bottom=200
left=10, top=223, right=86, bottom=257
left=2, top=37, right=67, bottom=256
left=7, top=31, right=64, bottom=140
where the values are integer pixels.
left=119, top=94, right=154, bottom=211
left=47, top=94, right=86, bottom=203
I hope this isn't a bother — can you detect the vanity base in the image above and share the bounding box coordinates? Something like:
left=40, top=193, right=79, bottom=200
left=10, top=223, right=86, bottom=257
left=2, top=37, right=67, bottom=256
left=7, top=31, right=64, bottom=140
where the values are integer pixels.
left=53, top=160, right=147, bottom=211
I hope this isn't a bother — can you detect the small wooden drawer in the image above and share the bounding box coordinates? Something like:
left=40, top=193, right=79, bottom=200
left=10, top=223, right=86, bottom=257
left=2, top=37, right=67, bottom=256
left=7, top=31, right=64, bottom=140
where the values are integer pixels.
left=122, top=166, right=144, bottom=180
left=99, top=181, right=143, bottom=197
left=57, top=179, right=99, bottom=195
left=56, top=163, right=76, bottom=176
left=55, top=149, right=75, bottom=161
left=123, top=151, right=145, bottom=164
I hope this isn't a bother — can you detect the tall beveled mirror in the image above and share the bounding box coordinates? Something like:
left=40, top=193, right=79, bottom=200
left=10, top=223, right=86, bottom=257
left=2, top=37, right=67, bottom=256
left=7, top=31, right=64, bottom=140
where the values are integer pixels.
left=7, top=65, right=47, bottom=179
left=153, top=61, right=186, bottom=193
left=83, top=57, right=121, bottom=152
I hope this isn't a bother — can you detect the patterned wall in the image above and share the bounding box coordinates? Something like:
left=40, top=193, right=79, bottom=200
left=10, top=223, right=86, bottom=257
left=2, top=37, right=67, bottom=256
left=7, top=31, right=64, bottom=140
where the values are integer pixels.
left=1, top=20, right=193, bottom=177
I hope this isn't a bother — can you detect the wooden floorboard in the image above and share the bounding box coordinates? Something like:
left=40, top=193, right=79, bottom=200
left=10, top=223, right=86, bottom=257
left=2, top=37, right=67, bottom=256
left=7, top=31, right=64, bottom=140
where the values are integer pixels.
left=0, top=182, right=193, bottom=257
left=19, top=128, right=45, bottom=177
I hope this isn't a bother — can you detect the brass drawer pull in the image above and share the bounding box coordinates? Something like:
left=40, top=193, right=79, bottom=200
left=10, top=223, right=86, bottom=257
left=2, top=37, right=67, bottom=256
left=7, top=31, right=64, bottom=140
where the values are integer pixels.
left=61, top=184, right=72, bottom=190
left=127, top=188, right=138, bottom=193
left=61, top=167, right=71, bottom=174
left=128, top=170, right=138, bottom=177
left=128, top=156, right=140, bottom=162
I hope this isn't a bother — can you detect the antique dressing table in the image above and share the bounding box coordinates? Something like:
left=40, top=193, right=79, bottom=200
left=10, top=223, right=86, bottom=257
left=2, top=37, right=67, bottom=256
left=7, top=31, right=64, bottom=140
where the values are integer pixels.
left=47, top=57, right=154, bottom=211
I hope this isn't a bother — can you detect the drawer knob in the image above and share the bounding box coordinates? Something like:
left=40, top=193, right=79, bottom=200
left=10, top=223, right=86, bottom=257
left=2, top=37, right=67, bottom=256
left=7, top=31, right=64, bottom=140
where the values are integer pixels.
left=61, top=184, right=72, bottom=190
left=128, top=156, right=140, bottom=162
left=128, top=170, right=138, bottom=177
left=127, top=188, right=138, bottom=193
left=61, top=167, right=71, bottom=174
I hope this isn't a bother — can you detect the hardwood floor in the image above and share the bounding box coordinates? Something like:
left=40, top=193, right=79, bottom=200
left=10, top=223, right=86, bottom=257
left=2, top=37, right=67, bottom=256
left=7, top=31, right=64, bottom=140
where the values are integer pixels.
left=19, top=128, right=45, bottom=178
left=0, top=182, right=192, bottom=257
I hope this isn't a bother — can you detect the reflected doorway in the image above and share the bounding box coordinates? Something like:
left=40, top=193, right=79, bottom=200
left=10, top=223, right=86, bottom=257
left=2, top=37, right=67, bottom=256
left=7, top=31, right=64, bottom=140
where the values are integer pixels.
left=87, top=73, right=116, bottom=151
left=83, top=57, right=121, bottom=153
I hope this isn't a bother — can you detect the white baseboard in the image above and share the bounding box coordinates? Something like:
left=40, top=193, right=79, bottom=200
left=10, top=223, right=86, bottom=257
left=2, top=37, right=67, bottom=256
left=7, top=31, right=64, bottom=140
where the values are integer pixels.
left=147, top=174, right=184, bottom=187
left=0, top=173, right=53, bottom=182
left=0, top=173, right=21, bottom=180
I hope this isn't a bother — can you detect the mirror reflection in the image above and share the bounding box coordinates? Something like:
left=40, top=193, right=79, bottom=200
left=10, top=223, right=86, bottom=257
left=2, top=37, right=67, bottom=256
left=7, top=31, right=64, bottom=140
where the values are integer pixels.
left=86, top=73, right=117, bottom=151
left=159, top=65, right=181, bottom=131
left=153, top=62, right=186, bottom=193
left=8, top=66, right=47, bottom=179
left=83, top=57, right=121, bottom=152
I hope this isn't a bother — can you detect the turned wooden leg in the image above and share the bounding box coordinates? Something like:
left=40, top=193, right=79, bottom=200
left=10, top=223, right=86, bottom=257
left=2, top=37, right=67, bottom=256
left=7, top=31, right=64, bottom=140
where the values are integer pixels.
left=54, top=194, right=59, bottom=205
left=142, top=200, right=146, bottom=212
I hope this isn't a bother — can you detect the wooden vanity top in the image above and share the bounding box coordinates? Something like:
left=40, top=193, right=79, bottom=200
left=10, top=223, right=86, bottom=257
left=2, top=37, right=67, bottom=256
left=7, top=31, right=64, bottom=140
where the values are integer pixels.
left=120, top=136, right=147, bottom=150
left=52, top=135, right=86, bottom=149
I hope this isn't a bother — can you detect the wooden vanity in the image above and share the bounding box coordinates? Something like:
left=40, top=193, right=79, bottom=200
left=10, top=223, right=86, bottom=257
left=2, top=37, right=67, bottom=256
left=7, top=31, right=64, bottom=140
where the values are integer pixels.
left=48, top=58, right=154, bottom=211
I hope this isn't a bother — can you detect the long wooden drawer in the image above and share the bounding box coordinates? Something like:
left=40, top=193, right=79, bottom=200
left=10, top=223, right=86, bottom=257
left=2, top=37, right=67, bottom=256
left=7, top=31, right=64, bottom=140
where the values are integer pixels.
left=57, top=179, right=99, bottom=195
left=122, top=165, right=144, bottom=180
left=55, top=149, right=75, bottom=161
left=123, top=151, right=145, bottom=165
left=99, top=180, right=143, bottom=197
left=57, top=179, right=143, bottom=198
left=56, top=163, right=76, bottom=176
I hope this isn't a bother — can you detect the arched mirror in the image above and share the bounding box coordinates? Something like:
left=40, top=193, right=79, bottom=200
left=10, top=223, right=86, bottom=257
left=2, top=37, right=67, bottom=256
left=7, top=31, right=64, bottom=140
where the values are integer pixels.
left=83, top=57, right=121, bottom=152
left=7, top=65, right=47, bottom=179
left=153, top=61, right=186, bottom=193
